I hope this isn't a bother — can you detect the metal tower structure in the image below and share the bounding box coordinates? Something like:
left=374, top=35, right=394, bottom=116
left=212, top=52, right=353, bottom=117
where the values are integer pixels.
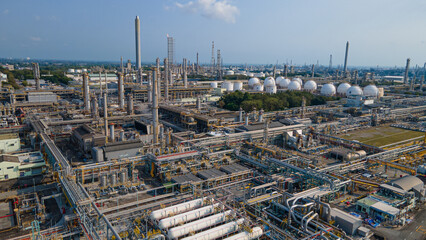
left=211, top=41, right=215, bottom=73
left=167, top=36, right=174, bottom=67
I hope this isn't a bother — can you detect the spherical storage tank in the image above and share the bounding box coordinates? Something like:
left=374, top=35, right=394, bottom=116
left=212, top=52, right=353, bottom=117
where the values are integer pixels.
left=248, top=78, right=260, bottom=88
left=320, top=83, right=336, bottom=96
left=225, top=70, right=234, bottom=76
left=363, top=85, right=379, bottom=97
left=253, top=83, right=264, bottom=92
left=304, top=80, right=317, bottom=91
left=288, top=80, right=302, bottom=91
left=276, top=76, right=285, bottom=86
left=263, top=77, right=276, bottom=87
left=234, top=81, right=243, bottom=91
left=346, top=86, right=363, bottom=97
left=265, top=85, right=277, bottom=94
left=210, top=82, right=218, bottom=88
left=292, top=77, right=303, bottom=86
left=222, top=81, right=234, bottom=91
left=279, top=78, right=291, bottom=88
left=337, top=83, right=351, bottom=96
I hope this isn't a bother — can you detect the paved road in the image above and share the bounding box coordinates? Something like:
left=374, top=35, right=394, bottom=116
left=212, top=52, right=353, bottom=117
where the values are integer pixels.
left=373, top=207, right=426, bottom=240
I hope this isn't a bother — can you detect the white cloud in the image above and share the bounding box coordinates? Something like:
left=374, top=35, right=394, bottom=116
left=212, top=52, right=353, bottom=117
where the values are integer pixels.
left=176, top=0, right=239, bottom=23
left=30, top=36, right=42, bottom=42
left=2, top=9, right=9, bottom=15
left=35, top=15, right=41, bottom=21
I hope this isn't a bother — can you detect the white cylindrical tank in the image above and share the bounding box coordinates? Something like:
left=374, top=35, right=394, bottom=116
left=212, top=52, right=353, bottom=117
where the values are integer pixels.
left=304, top=80, right=317, bottom=91
left=263, top=77, right=276, bottom=87
left=82, top=68, right=88, bottom=73
left=225, top=70, right=234, bottom=76
left=320, top=83, right=336, bottom=96
left=346, top=86, right=363, bottom=96
left=253, top=83, right=264, bottom=92
left=279, top=78, right=291, bottom=88
left=288, top=80, right=302, bottom=91
left=150, top=198, right=208, bottom=221
left=68, top=69, right=75, bottom=73
left=222, top=81, right=234, bottom=91
left=363, top=84, right=379, bottom=97
left=234, top=81, right=243, bottom=91
left=248, top=77, right=260, bottom=88
left=222, top=227, right=263, bottom=240
left=168, top=210, right=232, bottom=239
left=337, top=83, right=351, bottom=96
left=293, top=77, right=303, bottom=86
left=210, top=82, right=218, bottom=88
left=181, top=218, right=245, bottom=240
left=265, top=85, right=277, bottom=94
left=76, top=69, right=82, bottom=73
left=159, top=203, right=222, bottom=229
left=247, top=73, right=254, bottom=77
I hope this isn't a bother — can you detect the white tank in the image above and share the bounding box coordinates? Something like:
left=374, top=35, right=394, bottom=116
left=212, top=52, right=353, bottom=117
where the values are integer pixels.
left=346, top=86, right=363, bottom=96
left=288, top=80, right=302, bottom=91
left=276, top=76, right=285, bottom=86
left=168, top=210, right=232, bottom=239
left=263, top=77, right=276, bottom=87
left=253, top=83, right=264, bottom=92
left=265, top=85, right=277, bottom=94
left=320, top=83, right=336, bottom=96
left=68, top=69, right=75, bottom=73
left=279, top=78, right=291, bottom=88
left=247, top=73, right=254, bottom=77
left=248, top=77, right=260, bottom=87
left=76, top=69, right=82, bottom=73
left=222, top=81, right=234, bottom=91
left=222, top=227, right=263, bottom=240
left=337, top=83, right=351, bottom=95
left=210, top=82, right=218, bottom=88
left=150, top=198, right=208, bottom=221
left=234, top=81, right=243, bottom=91
left=181, top=218, right=245, bottom=240
left=82, top=68, right=88, bottom=73
left=304, top=80, right=317, bottom=91
left=159, top=203, right=222, bottom=229
left=363, top=84, right=379, bottom=97
left=293, top=77, right=303, bottom=86
left=225, top=70, right=234, bottom=76
left=255, top=72, right=265, bottom=78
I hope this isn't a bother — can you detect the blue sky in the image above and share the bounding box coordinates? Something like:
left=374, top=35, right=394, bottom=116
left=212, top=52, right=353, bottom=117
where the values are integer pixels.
left=0, top=0, right=425, bottom=67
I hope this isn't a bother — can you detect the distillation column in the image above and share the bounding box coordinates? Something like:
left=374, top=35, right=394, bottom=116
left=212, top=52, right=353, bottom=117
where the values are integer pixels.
left=118, top=73, right=125, bottom=109
left=152, top=70, right=159, bottom=144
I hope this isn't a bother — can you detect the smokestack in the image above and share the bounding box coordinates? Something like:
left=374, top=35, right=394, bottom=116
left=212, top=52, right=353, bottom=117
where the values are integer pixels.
left=343, top=41, right=349, bottom=77
left=91, top=95, right=98, bottom=119
left=120, top=56, right=124, bottom=73
left=284, top=65, right=288, bottom=78
left=148, top=72, right=153, bottom=103
left=83, top=73, right=90, bottom=111
left=164, top=58, right=169, bottom=101
left=32, top=63, right=40, bottom=90
left=183, top=58, right=188, bottom=88
left=404, top=58, right=410, bottom=84
left=117, top=73, right=124, bottom=109
left=103, top=92, right=108, bottom=138
left=196, top=52, right=199, bottom=74
left=311, top=64, right=315, bottom=78
left=152, top=70, right=159, bottom=144
left=127, top=94, right=134, bottom=115
left=135, top=16, right=141, bottom=69
left=99, top=71, right=103, bottom=95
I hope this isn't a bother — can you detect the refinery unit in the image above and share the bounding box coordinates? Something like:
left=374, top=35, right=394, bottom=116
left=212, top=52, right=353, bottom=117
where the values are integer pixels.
left=0, top=15, right=425, bottom=240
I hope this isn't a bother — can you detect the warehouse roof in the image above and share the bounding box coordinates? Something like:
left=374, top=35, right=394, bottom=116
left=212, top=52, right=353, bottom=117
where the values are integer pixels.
left=197, top=168, right=227, bottom=180
left=371, top=202, right=400, bottom=216
left=219, top=163, right=249, bottom=174
left=171, top=173, right=202, bottom=185
left=390, top=175, right=424, bottom=191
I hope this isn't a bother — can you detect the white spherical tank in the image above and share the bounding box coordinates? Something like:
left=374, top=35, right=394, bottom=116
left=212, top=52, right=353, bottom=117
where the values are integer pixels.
left=248, top=78, right=260, bottom=88
left=363, top=84, right=379, bottom=97
left=247, top=73, right=254, bottom=77
left=264, top=77, right=276, bottom=87
left=279, top=78, right=291, bottom=88
left=255, top=72, right=265, bottom=78
left=276, top=76, right=285, bottom=86
left=337, top=83, right=351, bottom=96
left=304, top=80, right=317, bottom=91
left=225, top=70, right=234, bottom=76
left=346, top=86, right=363, bottom=96
left=210, top=82, right=218, bottom=88
left=222, top=81, right=234, bottom=91
left=234, top=81, right=243, bottom=91
left=293, top=77, right=303, bottom=86
left=320, top=83, right=336, bottom=96
left=288, top=80, right=302, bottom=91
left=265, top=85, right=277, bottom=94
left=253, top=83, right=264, bottom=92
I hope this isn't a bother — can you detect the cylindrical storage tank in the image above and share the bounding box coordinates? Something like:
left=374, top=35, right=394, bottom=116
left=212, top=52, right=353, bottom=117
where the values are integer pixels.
left=100, top=175, right=107, bottom=187
left=119, top=171, right=126, bottom=183
left=159, top=203, right=222, bottom=229
left=248, top=77, right=260, bottom=88
left=222, top=81, right=234, bottom=91
left=279, top=78, right=291, bottom=88
left=253, top=83, right=264, bottom=92
left=363, top=84, right=379, bottom=97
left=210, top=82, right=218, bottom=88
left=68, top=69, right=75, bottom=73
left=82, top=68, right=88, bottom=73
left=110, top=173, right=117, bottom=186
left=181, top=218, right=245, bottom=240
left=378, top=87, right=384, bottom=98
left=346, top=86, right=363, bottom=97
left=337, top=83, right=351, bottom=96
left=265, top=85, right=277, bottom=94
left=222, top=227, right=263, bottom=240
left=234, top=81, right=243, bottom=91
left=150, top=197, right=209, bottom=221
left=288, top=80, right=301, bottom=91
left=293, top=77, right=303, bottom=86
left=320, top=83, right=336, bottom=96
left=168, top=210, right=232, bottom=239
left=304, top=80, right=317, bottom=91
left=263, top=77, right=276, bottom=87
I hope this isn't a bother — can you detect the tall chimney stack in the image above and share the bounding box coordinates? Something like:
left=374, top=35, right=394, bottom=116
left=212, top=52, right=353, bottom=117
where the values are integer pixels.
left=152, top=70, right=159, bottom=144
left=103, top=92, right=108, bottom=137
left=343, top=41, right=349, bottom=77
left=164, top=58, right=169, bottom=101
left=117, top=73, right=124, bottom=109
left=135, top=16, right=141, bottom=69
left=82, top=73, right=90, bottom=111
left=404, top=58, right=410, bottom=84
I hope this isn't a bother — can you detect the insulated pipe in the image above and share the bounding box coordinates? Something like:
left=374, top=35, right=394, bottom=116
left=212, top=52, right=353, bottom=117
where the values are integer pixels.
left=221, top=227, right=263, bottom=240
left=150, top=197, right=208, bottom=221
left=181, top=218, right=245, bottom=240
left=305, top=213, right=319, bottom=231
left=159, top=203, right=222, bottom=229
left=301, top=211, right=314, bottom=229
